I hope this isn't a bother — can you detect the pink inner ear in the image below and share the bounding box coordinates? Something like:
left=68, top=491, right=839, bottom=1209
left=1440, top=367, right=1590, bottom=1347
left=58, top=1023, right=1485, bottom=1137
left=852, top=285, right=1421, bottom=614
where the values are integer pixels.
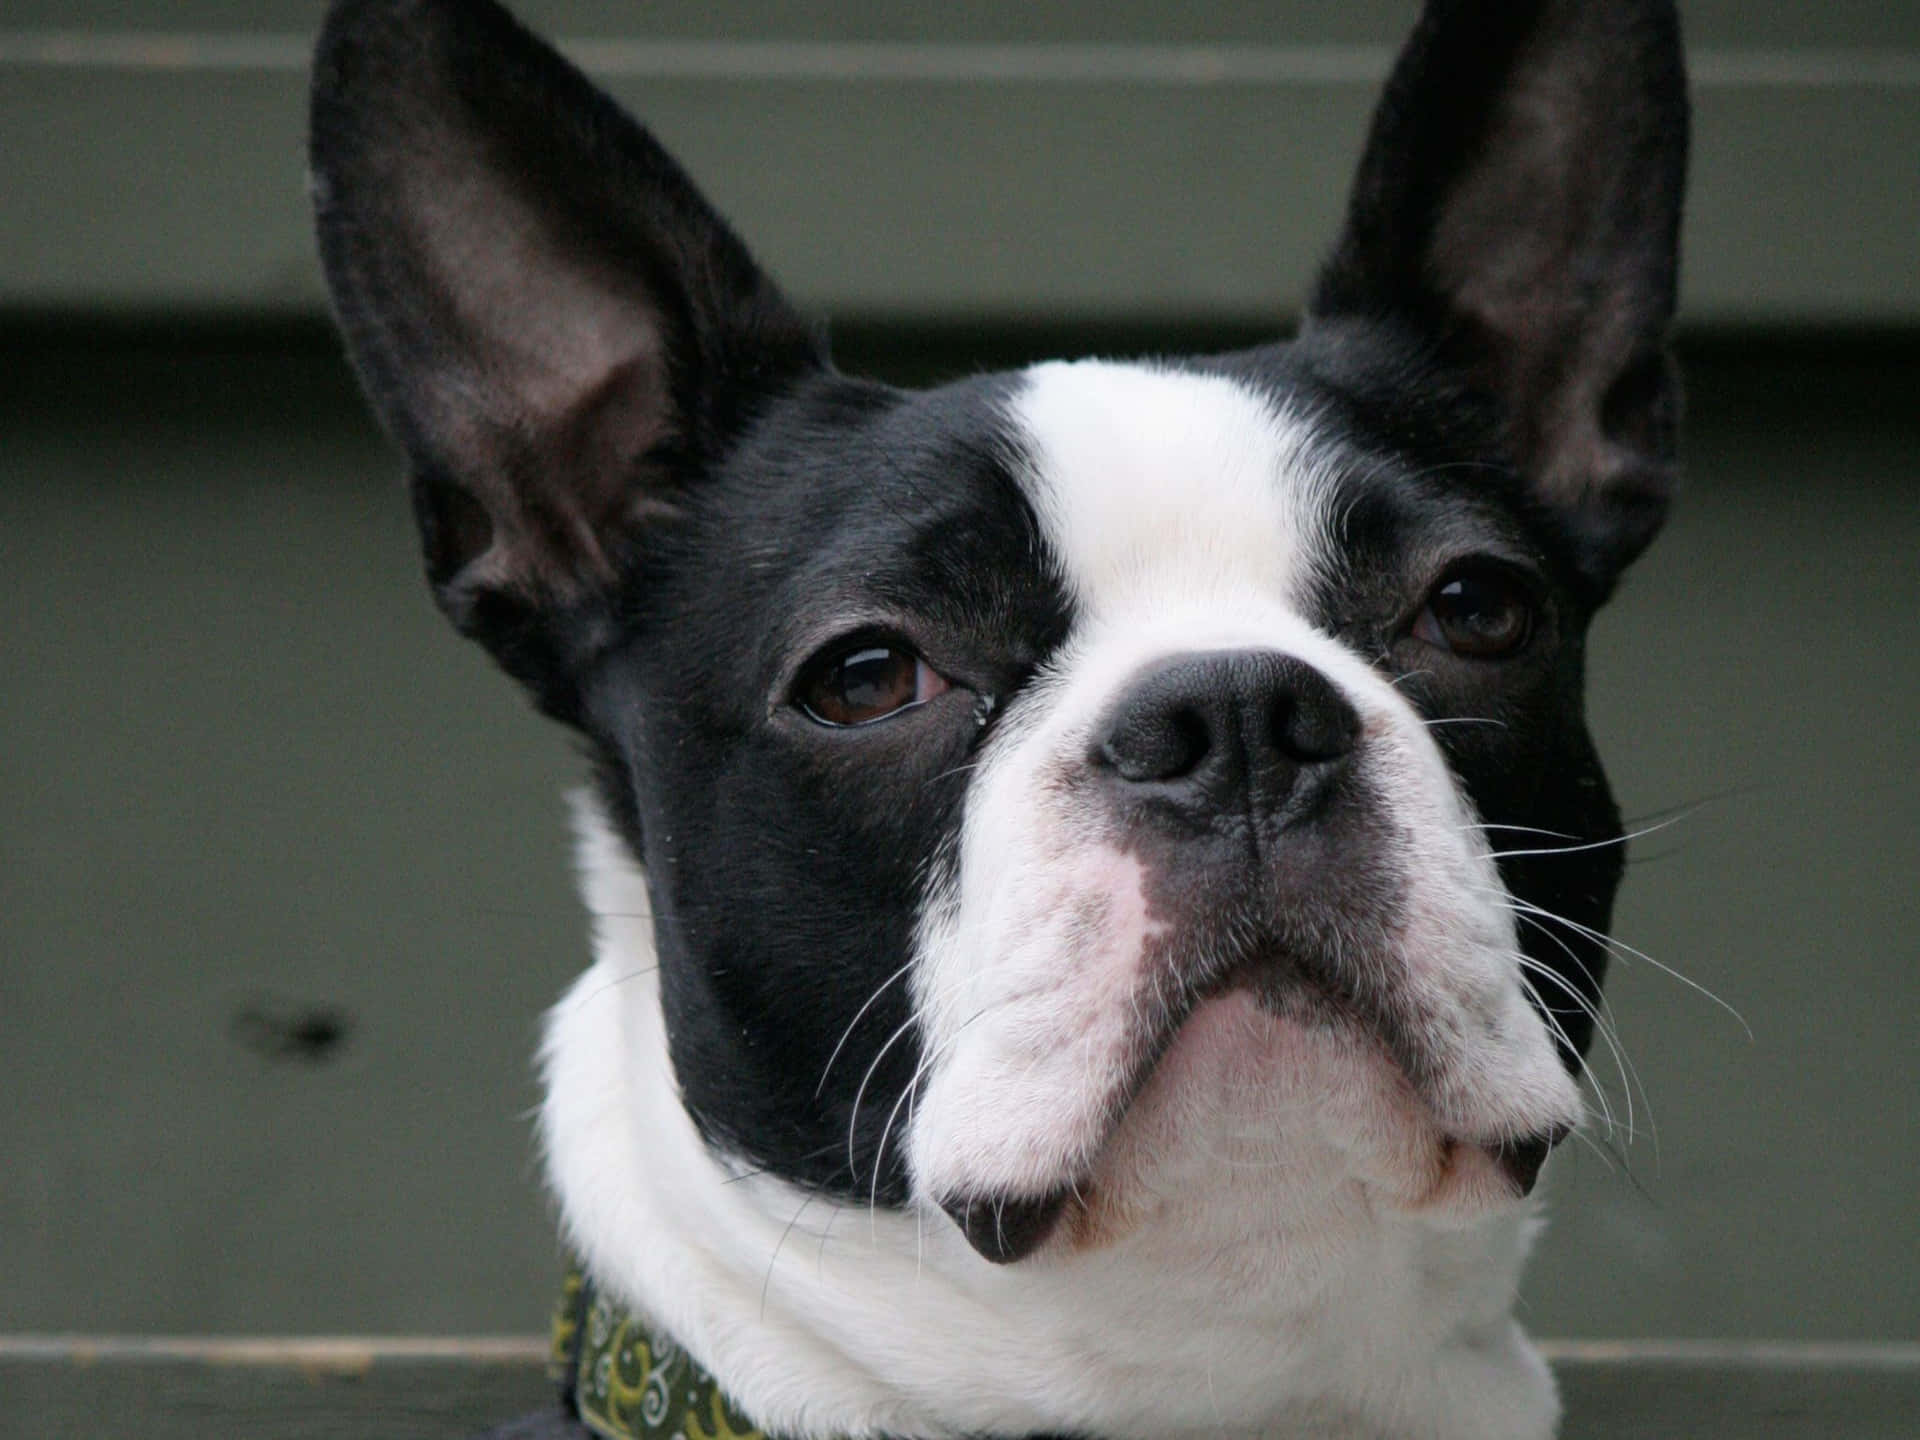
left=1306, top=0, right=1682, bottom=588
left=377, top=118, right=687, bottom=599
left=1426, top=5, right=1663, bottom=508
left=543, top=346, right=683, bottom=569
left=313, top=0, right=819, bottom=704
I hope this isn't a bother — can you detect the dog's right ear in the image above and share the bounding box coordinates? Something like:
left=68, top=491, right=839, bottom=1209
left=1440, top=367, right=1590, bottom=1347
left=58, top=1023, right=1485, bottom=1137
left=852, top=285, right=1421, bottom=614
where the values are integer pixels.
left=310, top=0, right=822, bottom=715
left=1310, top=0, right=1688, bottom=598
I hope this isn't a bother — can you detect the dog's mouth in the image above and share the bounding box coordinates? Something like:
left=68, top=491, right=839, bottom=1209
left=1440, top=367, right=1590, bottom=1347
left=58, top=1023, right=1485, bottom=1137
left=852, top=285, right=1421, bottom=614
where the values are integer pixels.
left=936, top=959, right=1570, bottom=1265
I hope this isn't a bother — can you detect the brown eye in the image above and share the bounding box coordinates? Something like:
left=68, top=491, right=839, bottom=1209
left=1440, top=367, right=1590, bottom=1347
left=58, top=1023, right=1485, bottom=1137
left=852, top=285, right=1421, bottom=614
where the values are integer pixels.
left=797, top=643, right=951, bottom=727
left=1412, top=568, right=1535, bottom=658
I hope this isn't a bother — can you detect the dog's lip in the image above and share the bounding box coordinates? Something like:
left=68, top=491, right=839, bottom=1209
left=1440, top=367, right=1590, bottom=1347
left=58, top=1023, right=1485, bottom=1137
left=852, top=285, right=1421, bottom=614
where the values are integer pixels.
left=937, top=1187, right=1076, bottom=1265
left=935, top=976, right=1322, bottom=1265
left=937, top=1134, right=1569, bottom=1267
left=1481, top=1125, right=1573, bottom=1197
left=935, top=979, right=1574, bottom=1263
left=935, top=971, right=1359, bottom=1266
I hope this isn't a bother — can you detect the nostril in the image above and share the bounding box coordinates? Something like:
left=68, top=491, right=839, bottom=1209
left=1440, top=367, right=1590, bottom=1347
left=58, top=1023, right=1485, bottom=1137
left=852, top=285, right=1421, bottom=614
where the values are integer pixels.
left=1273, top=684, right=1360, bottom=764
left=1100, top=703, right=1211, bottom=782
left=1162, top=706, right=1211, bottom=778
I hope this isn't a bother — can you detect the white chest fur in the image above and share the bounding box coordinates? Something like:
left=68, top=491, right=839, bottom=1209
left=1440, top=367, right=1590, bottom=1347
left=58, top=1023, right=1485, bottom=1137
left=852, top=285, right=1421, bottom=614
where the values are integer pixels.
left=539, top=796, right=1561, bottom=1440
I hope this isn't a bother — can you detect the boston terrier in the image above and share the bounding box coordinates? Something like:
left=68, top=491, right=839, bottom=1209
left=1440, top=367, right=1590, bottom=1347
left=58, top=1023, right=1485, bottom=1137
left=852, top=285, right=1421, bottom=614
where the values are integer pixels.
left=310, top=1, right=1686, bottom=1436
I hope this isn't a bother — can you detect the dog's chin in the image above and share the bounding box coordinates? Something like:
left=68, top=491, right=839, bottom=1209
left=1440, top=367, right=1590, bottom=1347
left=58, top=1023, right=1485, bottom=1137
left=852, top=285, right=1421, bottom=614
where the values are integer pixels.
left=939, top=985, right=1566, bottom=1266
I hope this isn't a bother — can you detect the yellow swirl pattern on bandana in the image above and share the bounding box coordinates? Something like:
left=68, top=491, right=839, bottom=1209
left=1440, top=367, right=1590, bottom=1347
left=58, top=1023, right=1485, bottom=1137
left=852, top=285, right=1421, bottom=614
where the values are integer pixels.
left=551, top=1262, right=769, bottom=1440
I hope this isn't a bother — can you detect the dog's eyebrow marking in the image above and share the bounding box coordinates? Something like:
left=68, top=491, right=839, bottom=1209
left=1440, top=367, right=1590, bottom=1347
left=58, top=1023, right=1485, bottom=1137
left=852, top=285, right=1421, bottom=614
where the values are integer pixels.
left=1006, top=361, right=1342, bottom=626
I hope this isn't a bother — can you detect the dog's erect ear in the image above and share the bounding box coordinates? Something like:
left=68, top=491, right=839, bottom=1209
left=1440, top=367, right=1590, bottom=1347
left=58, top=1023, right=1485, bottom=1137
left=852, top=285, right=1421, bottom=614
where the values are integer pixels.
left=310, top=0, right=822, bottom=712
left=1311, top=0, right=1688, bottom=591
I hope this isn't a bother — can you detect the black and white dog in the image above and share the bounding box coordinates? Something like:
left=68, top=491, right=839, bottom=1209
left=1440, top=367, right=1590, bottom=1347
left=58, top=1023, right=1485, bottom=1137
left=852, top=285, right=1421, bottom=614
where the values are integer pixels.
left=311, top=1, right=1685, bottom=1435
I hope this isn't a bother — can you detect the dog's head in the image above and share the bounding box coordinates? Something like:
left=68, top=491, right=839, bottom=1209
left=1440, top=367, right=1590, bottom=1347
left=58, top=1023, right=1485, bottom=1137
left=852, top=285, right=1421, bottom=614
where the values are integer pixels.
left=313, top=0, right=1684, bottom=1265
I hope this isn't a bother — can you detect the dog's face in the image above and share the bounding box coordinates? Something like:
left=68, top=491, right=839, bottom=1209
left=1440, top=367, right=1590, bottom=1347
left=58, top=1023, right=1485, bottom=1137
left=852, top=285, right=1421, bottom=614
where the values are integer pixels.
left=313, top=0, right=1685, bottom=1271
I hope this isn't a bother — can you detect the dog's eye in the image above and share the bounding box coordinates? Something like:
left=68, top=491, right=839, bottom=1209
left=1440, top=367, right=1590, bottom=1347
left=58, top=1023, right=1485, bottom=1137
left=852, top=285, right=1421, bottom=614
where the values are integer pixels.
left=796, top=643, right=951, bottom=727
left=1411, top=568, right=1535, bottom=659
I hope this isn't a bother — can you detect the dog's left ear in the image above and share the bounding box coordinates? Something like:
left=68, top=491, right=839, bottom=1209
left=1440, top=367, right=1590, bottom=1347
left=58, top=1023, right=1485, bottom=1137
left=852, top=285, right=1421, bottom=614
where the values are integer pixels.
left=309, top=0, right=822, bottom=717
left=1311, top=0, right=1689, bottom=593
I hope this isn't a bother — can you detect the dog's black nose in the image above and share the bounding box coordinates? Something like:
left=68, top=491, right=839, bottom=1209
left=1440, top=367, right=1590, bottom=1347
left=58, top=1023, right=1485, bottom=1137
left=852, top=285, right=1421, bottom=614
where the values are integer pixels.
left=1092, top=650, right=1359, bottom=825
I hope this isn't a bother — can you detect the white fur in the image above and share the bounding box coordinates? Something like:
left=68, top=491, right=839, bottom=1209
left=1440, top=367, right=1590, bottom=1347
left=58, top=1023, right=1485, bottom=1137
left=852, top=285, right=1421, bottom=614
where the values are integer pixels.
left=540, top=363, right=1582, bottom=1440
left=545, top=795, right=1560, bottom=1440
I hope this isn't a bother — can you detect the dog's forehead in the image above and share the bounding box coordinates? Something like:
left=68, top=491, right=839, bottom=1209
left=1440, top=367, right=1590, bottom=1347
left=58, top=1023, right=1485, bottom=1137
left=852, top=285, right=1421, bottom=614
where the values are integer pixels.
left=1006, top=360, right=1341, bottom=626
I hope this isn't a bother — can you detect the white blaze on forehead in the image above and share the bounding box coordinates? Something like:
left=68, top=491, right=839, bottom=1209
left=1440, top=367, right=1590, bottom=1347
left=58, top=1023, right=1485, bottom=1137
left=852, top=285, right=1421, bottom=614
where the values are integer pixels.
left=1008, top=360, right=1341, bottom=629
left=907, top=361, right=1363, bottom=1206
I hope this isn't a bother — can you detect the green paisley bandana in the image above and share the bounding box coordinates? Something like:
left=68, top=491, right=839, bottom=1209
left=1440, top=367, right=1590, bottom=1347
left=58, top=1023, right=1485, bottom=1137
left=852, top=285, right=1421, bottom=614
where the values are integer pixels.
left=550, top=1263, right=767, bottom=1440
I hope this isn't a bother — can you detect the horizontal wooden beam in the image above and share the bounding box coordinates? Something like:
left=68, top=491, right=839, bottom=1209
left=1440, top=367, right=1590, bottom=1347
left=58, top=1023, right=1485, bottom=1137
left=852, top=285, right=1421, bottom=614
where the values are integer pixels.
left=8, top=1332, right=1918, bottom=1366
left=3, top=1336, right=1918, bottom=1439
left=1, top=32, right=1915, bottom=324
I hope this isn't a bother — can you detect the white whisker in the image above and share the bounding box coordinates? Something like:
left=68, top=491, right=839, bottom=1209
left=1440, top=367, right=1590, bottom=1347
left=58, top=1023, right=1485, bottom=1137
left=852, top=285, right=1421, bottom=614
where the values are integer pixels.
left=1486, top=811, right=1693, bottom=862
left=817, top=958, right=917, bottom=1098
left=759, top=1189, right=817, bottom=1321
left=846, top=1012, right=923, bottom=1194
left=1490, top=889, right=1752, bottom=1039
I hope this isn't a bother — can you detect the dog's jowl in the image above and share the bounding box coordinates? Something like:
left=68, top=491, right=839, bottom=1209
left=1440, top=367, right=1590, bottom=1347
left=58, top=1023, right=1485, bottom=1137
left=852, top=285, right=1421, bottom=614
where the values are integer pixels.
left=311, top=2, right=1686, bottom=1436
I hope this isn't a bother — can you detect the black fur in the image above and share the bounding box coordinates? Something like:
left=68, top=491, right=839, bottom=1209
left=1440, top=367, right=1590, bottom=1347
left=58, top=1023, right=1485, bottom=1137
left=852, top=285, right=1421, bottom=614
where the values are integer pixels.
left=576, top=374, right=1068, bottom=1198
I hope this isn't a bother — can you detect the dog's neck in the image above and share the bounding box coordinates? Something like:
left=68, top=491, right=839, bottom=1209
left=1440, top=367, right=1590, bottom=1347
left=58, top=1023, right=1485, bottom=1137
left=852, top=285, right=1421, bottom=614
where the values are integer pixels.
left=552, top=1261, right=1091, bottom=1440
left=540, top=795, right=1561, bottom=1440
